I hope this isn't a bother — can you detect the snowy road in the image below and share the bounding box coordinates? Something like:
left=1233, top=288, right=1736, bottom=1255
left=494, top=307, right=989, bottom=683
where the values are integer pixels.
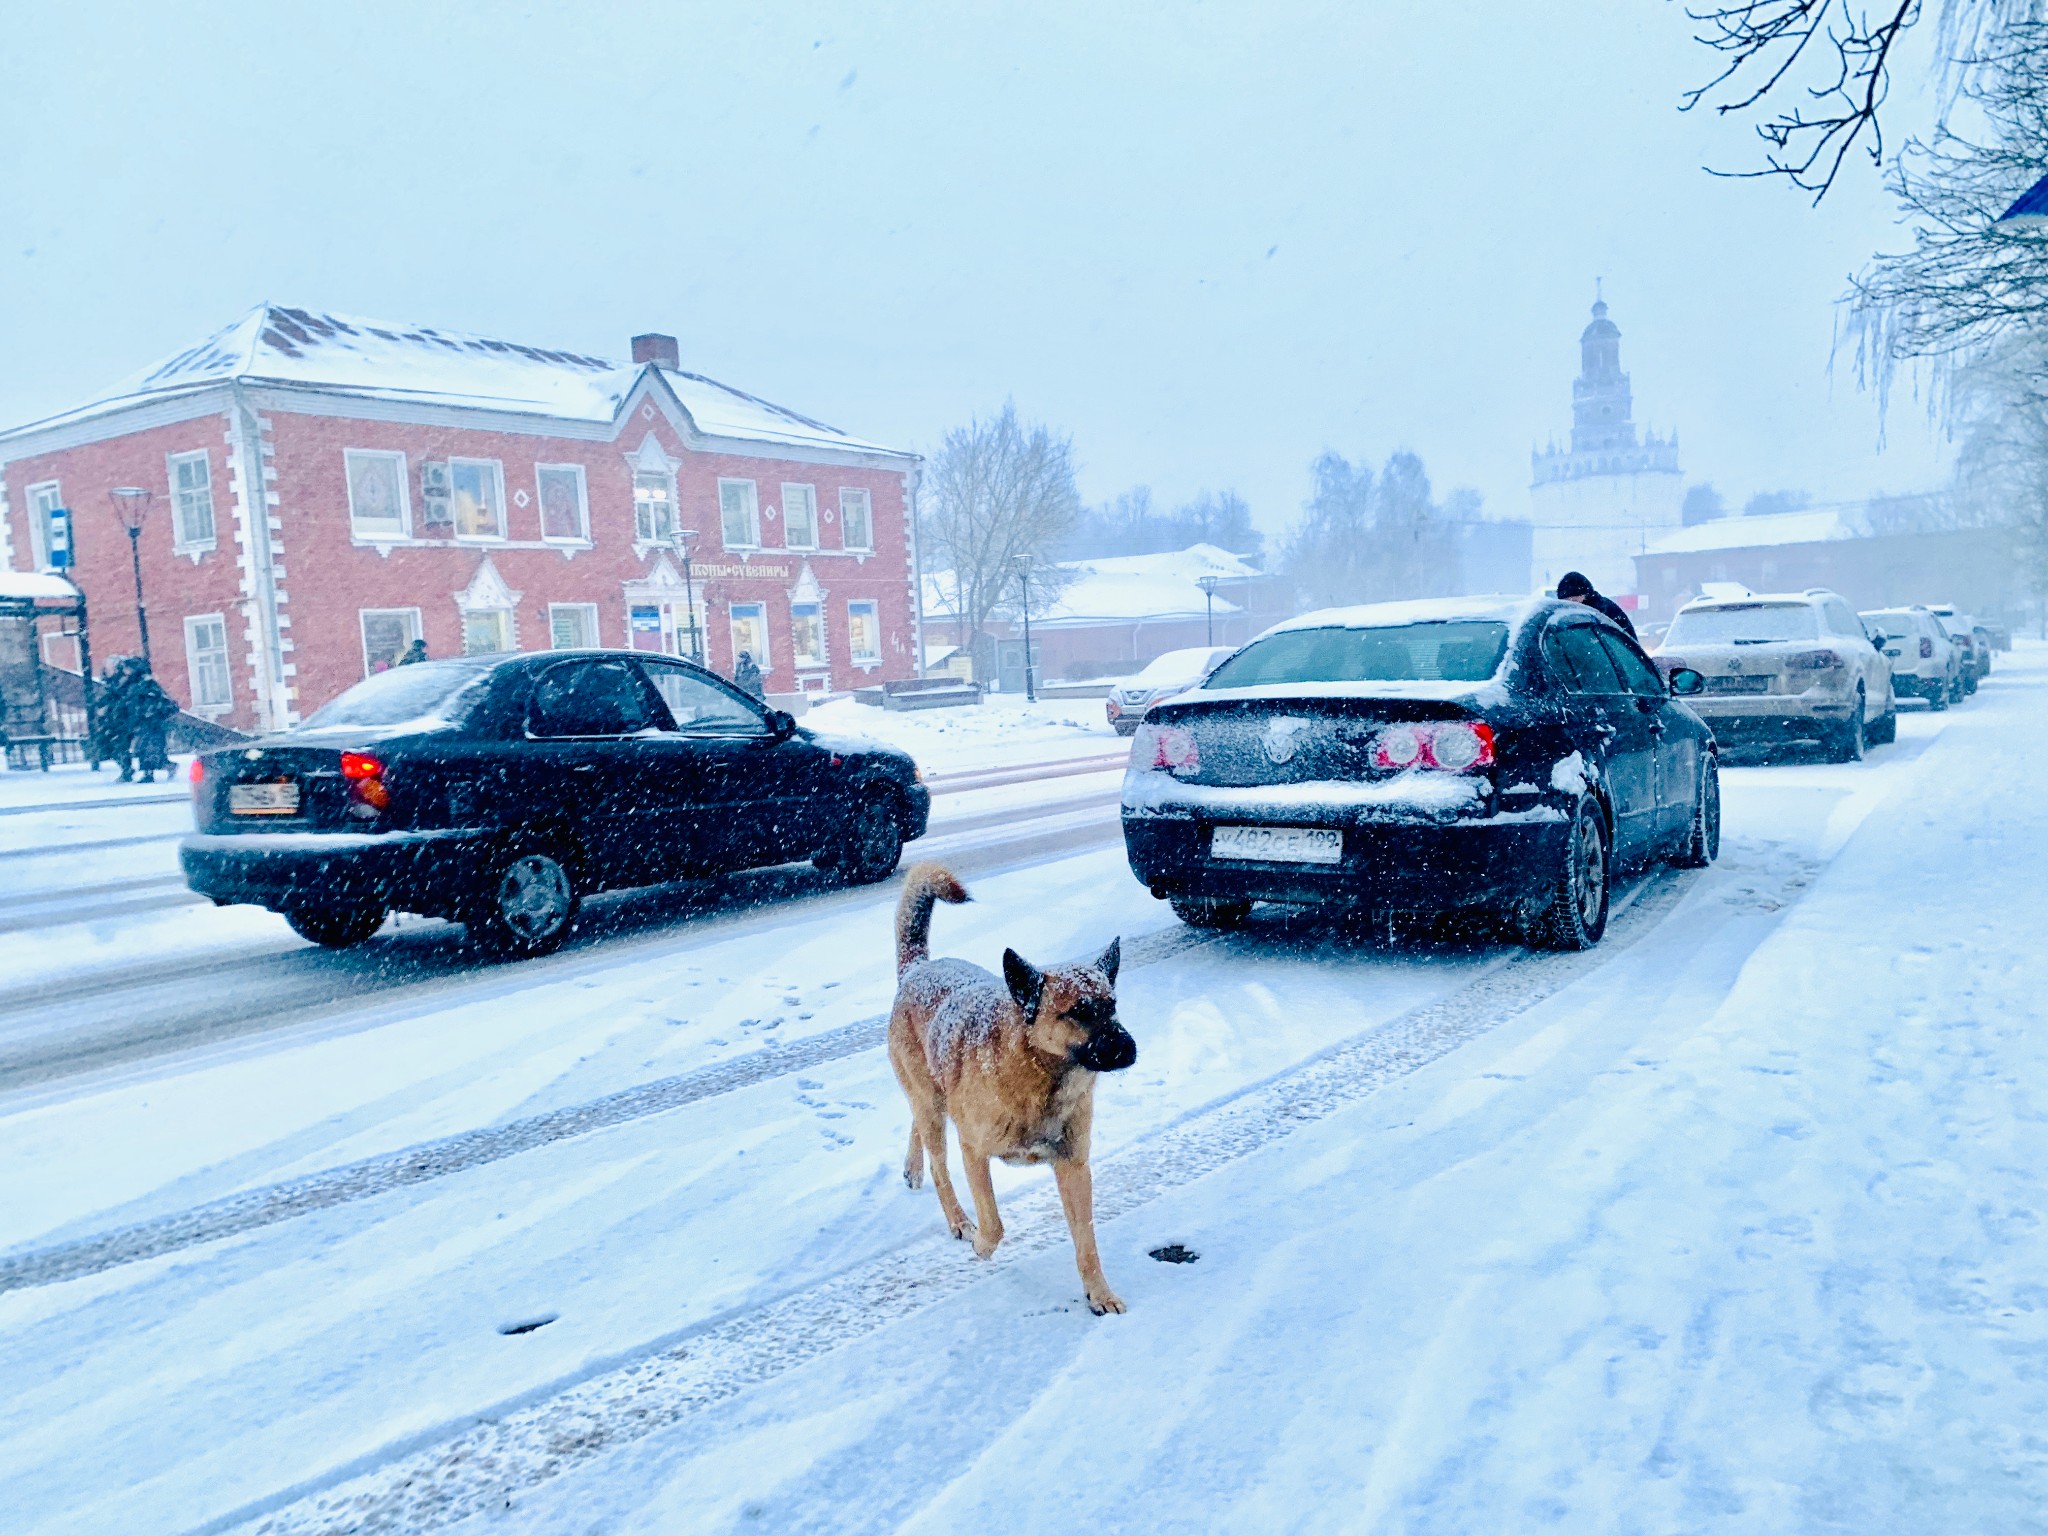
left=1, top=661, right=2041, bottom=1534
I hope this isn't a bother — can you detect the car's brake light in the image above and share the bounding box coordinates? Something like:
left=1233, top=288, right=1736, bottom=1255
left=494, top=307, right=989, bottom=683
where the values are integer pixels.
left=1787, top=650, right=1841, bottom=669
left=188, top=758, right=205, bottom=785
left=1373, top=725, right=1423, bottom=770
left=1374, top=721, right=1495, bottom=773
left=340, top=751, right=383, bottom=779
left=340, top=751, right=390, bottom=816
left=1920, top=637, right=1934, bottom=659
left=1132, top=722, right=1199, bottom=773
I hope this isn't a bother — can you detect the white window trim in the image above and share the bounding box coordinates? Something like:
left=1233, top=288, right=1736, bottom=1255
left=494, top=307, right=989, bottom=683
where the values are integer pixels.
left=449, top=457, right=508, bottom=543
left=790, top=598, right=829, bottom=670
left=718, top=477, right=761, bottom=551
left=839, top=487, right=874, bottom=552
left=167, top=450, right=218, bottom=557
left=25, top=481, right=59, bottom=569
left=632, top=467, right=678, bottom=548
left=535, top=463, right=592, bottom=546
left=729, top=600, right=771, bottom=670
left=548, top=601, right=602, bottom=650
left=847, top=598, right=882, bottom=667
left=183, top=611, right=233, bottom=713
left=344, top=450, right=412, bottom=543
left=358, top=607, right=424, bottom=677
left=781, top=482, right=818, bottom=550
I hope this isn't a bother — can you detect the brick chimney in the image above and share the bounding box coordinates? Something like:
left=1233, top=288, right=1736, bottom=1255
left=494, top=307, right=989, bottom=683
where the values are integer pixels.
left=631, top=333, right=680, bottom=369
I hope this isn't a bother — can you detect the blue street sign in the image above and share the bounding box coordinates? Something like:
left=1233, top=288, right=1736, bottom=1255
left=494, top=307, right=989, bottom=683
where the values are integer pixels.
left=46, top=505, right=73, bottom=570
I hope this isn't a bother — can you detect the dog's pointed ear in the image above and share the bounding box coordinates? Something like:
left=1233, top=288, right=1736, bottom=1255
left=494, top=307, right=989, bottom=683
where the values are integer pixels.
left=1095, top=936, right=1120, bottom=984
left=1002, top=948, right=1044, bottom=1015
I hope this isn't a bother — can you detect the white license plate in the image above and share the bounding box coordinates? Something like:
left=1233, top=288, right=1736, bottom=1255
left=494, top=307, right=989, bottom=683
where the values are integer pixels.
left=1209, top=825, right=1342, bottom=864
left=229, top=781, right=301, bottom=816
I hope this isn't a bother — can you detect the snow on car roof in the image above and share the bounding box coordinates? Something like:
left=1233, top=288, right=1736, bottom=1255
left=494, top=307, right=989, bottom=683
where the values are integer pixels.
left=1262, top=594, right=1543, bottom=634
left=6, top=304, right=911, bottom=458
left=1678, top=591, right=1822, bottom=610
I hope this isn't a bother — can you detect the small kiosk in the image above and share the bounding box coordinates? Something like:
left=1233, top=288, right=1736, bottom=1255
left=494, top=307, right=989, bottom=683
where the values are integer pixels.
left=0, top=571, right=97, bottom=771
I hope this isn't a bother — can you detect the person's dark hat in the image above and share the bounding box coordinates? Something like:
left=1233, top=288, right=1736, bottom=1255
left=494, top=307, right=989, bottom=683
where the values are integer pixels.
left=1556, top=571, right=1595, bottom=599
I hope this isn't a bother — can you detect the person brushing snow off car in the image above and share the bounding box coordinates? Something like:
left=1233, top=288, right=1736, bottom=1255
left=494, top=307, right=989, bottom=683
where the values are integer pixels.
left=1556, top=570, right=1636, bottom=639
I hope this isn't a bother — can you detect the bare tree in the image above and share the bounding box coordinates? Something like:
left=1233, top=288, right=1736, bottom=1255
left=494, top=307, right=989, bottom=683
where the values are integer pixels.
left=1949, top=334, right=2048, bottom=615
left=1676, top=0, right=2030, bottom=201
left=1283, top=451, right=1463, bottom=609
left=921, top=403, right=1081, bottom=652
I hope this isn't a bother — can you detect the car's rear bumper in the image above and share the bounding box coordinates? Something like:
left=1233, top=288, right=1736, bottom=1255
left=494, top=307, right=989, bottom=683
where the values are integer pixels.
left=1889, top=672, right=1945, bottom=699
left=1684, top=696, right=1856, bottom=742
left=181, top=828, right=488, bottom=913
left=1122, top=810, right=1567, bottom=910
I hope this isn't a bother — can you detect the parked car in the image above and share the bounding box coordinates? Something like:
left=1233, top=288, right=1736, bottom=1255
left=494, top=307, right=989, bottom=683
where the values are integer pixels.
left=1654, top=589, right=1895, bottom=760
left=1104, top=645, right=1237, bottom=735
left=1925, top=610, right=1983, bottom=694
left=1983, top=619, right=2014, bottom=652
left=1927, top=605, right=1992, bottom=685
left=1120, top=596, right=1718, bottom=950
left=181, top=651, right=930, bottom=956
left=1861, top=606, right=1958, bottom=710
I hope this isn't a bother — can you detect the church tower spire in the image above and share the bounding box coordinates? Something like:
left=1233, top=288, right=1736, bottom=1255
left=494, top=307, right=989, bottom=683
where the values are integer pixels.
left=1571, top=288, right=1633, bottom=453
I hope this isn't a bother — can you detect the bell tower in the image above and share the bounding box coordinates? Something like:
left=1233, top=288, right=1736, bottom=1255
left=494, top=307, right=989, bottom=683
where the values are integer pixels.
left=1571, top=287, right=1635, bottom=453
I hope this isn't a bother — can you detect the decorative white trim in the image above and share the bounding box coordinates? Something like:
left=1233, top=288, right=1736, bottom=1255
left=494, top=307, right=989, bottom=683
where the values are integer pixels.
left=717, top=476, right=761, bottom=551
left=781, top=481, right=818, bottom=550
left=534, top=461, right=591, bottom=545
left=0, top=474, right=12, bottom=571
left=788, top=561, right=830, bottom=672
left=344, top=447, right=411, bottom=543
left=453, top=555, right=521, bottom=653
left=22, top=481, right=59, bottom=570
left=182, top=611, right=233, bottom=712
left=448, top=456, right=508, bottom=543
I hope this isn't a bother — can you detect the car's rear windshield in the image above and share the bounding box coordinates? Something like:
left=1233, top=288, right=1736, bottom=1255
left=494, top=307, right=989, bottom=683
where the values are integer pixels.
left=1204, top=621, right=1509, bottom=688
left=303, top=660, right=497, bottom=728
left=1863, top=613, right=1920, bottom=639
left=1665, top=604, right=1818, bottom=645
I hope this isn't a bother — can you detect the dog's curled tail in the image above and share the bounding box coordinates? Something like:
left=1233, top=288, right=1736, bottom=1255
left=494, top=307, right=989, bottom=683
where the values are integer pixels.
left=896, top=862, right=970, bottom=972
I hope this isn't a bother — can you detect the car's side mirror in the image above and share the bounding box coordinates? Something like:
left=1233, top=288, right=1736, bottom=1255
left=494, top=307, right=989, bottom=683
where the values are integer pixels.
left=766, top=709, right=796, bottom=740
left=1668, top=667, right=1705, bottom=697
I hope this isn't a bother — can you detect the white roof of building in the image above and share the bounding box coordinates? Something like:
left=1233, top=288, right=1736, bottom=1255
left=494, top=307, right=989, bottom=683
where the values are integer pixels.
left=5, top=304, right=911, bottom=458
left=0, top=571, right=83, bottom=602
left=1643, top=508, right=1866, bottom=556
left=922, top=544, right=1260, bottom=628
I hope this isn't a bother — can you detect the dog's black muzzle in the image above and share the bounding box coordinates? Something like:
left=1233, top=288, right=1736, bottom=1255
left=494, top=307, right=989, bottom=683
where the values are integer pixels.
left=1073, top=1024, right=1137, bottom=1073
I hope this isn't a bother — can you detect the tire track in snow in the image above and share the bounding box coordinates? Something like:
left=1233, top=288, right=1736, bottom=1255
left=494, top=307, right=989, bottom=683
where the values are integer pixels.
left=212, top=867, right=1709, bottom=1536
left=0, top=926, right=1217, bottom=1295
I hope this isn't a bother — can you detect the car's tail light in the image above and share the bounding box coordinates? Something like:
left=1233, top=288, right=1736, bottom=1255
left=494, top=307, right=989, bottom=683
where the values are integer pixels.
left=1374, top=721, right=1495, bottom=773
left=1787, top=650, right=1841, bottom=670
left=340, top=750, right=390, bottom=816
left=1132, top=723, right=1200, bottom=773
left=188, top=758, right=205, bottom=785
left=1920, top=637, right=1934, bottom=659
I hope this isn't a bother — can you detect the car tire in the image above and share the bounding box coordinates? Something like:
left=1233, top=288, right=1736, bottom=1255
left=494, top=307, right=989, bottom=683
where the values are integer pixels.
left=1671, top=756, right=1720, bottom=868
left=283, top=904, right=386, bottom=949
left=1868, top=701, right=1898, bottom=745
left=1834, top=695, right=1866, bottom=762
left=1170, top=895, right=1252, bottom=930
left=819, top=790, right=904, bottom=884
left=1113, top=722, right=1138, bottom=737
left=469, top=843, right=580, bottom=958
left=1928, top=680, right=1949, bottom=712
left=1526, top=799, right=1609, bottom=951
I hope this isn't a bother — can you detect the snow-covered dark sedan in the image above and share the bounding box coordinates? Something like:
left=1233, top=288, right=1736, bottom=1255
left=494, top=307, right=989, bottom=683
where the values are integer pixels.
left=1120, top=596, right=1719, bottom=948
left=182, top=651, right=929, bottom=956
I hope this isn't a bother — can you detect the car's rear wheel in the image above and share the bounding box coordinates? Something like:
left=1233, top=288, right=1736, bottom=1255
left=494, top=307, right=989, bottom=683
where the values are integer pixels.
left=470, top=844, right=579, bottom=958
left=818, top=791, right=904, bottom=884
left=1526, top=799, right=1609, bottom=951
left=1671, top=756, right=1720, bottom=868
left=283, top=904, right=385, bottom=949
left=1928, top=678, right=1949, bottom=712
left=1869, top=703, right=1897, bottom=745
left=1170, top=895, right=1252, bottom=930
left=1833, top=694, right=1866, bottom=762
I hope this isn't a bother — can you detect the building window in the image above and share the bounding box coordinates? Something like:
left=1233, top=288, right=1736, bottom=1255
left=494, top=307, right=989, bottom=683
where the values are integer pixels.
left=168, top=451, right=217, bottom=551
left=549, top=602, right=600, bottom=649
left=183, top=613, right=231, bottom=709
left=782, top=483, right=818, bottom=549
left=791, top=600, right=826, bottom=668
left=719, top=478, right=760, bottom=548
left=840, top=487, right=873, bottom=551
left=634, top=469, right=676, bottom=542
left=25, top=481, right=60, bottom=568
left=463, top=608, right=513, bottom=655
left=450, top=459, right=506, bottom=541
left=536, top=464, right=590, bottom=543
left=345, top=451, right=410, bottom=540
left=360, top=608, right=424, bottom=674
left=847, top=599, right=881, bottom=663
left=729, top=601, right=769, bottom=669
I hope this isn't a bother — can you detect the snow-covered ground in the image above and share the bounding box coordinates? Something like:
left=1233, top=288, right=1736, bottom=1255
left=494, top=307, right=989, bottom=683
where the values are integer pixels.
left=0, top=650, right=2042, bottom=1533
left=801, top=692, right=1122, bottom=772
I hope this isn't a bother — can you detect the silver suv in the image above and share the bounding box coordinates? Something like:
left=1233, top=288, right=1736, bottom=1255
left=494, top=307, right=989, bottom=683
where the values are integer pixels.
left=1861, top=607, right=1959, bottom=710
left=1656, top=589, right=1896, bottom=760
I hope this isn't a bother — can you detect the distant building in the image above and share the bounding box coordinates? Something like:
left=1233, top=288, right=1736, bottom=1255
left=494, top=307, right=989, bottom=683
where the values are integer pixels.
left=1631, top=505, right=2018, bottom=628
left=1529, top=292, right=1683, bottom=601
left=925, top=544, right=1288, bottom=686
left=0, top=305, right=921, bottom=731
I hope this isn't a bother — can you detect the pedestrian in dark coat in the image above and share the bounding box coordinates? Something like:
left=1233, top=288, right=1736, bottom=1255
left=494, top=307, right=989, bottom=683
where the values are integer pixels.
left=398, top=638, right=428, bottom=665
left=126, top=668, right=178, bottom=782
left=1556, top=571, right=1637, bottom=640
left=97, top=660, right=139, bottom=780
left=734, top=650, right=765, bottom=700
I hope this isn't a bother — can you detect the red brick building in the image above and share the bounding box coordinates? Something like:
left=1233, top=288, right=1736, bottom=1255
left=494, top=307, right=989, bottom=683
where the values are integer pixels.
left=0, top=306, right=922, bottom=732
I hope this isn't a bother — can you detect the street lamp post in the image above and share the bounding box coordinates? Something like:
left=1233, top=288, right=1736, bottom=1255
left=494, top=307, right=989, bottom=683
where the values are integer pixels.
left=1197, top=574, right=1221, bottom=646
left=1013, top=556, right=1037, bottom=703
left=670, top=525, right=703, bottom=663
left=108, top=486, right=155, bottom=669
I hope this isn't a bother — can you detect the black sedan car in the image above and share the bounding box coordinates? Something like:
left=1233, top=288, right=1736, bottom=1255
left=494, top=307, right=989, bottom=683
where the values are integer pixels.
left=183, top=650, right=929, bottom=956
left=1120, top=596, right=1718, bottom=948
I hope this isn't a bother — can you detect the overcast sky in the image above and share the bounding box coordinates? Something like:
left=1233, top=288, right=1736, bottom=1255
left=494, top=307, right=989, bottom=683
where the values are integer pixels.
left=1, top=0, right=1950, bottom=542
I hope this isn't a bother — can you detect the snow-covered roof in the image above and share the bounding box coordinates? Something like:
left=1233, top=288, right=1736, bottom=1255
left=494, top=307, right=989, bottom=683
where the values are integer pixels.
left=5, top=304, right=912, bottom=459
left=922, top=544, right=1260, bottom=628
left=0, top=571, right=83, bottom=603
left=1065, top=543, right=1263, bottom=583
left=1644, top=508, right=1866, bottom=556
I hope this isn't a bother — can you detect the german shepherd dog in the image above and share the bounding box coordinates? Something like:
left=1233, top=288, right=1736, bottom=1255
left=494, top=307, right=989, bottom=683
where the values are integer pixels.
left=888, top=863, right=1137, bottom=1314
